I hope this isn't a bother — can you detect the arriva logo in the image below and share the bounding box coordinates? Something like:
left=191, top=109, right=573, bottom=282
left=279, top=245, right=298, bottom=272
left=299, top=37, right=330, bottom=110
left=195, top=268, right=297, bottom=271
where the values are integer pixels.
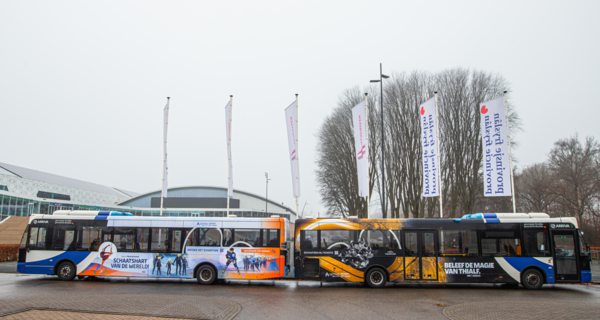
left=357, top=145, right=366, bottom=160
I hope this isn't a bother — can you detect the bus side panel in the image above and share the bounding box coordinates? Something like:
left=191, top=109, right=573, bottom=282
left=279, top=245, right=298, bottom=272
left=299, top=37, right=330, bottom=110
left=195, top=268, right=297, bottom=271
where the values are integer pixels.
left=26, top=250, right=93, bottom=275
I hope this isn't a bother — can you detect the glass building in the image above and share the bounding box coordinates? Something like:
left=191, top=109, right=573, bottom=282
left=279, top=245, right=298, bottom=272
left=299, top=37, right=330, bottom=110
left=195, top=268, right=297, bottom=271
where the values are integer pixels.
left=0, top=162, right=296, bottom=222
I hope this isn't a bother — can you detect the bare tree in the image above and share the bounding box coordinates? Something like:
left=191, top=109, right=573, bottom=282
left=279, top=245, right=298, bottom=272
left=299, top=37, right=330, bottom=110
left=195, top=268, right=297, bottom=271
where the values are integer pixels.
left=548, top=134, right=600, bottom=225
left=316, top=68, right=521, bottom=219
left=516, top=163, right=558, bottom=212
left=315, top=86, right=380, bottom=218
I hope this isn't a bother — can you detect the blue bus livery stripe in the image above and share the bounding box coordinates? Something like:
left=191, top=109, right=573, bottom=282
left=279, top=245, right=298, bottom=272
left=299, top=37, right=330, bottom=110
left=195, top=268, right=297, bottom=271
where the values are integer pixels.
left=95, top=215, right=108, bottom=220
left=503, top=257, right=554, bottom=284
left=485, top=218, right=501, bottom=223
left=582, top=270, right=591, bottom=283
left=482, top=213, right=498, bottom=219
left=26, top=251, right=92, bottom=268
left=98, top=211, right=110, bottom=216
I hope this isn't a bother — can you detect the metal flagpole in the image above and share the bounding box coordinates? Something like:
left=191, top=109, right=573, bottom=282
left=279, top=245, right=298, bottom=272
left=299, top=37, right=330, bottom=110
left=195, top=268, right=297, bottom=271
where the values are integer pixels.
left=295, top=94, right=299, bottom=217
left=160, top=97, right=170, bottom=217
left=434, top=92, right=443, bottom=218
left=504, top=91, right=517, bottom=213
left=227, top=95, right=233, bottom=217
left=365, top=92, right=370, bottom=219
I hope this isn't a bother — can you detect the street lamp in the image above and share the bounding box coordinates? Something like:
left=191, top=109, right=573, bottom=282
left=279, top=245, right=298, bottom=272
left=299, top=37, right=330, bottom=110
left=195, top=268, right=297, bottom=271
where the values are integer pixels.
left=265, top=172, right=271, bottom=215
left=370, top=63, right=390, bottom=219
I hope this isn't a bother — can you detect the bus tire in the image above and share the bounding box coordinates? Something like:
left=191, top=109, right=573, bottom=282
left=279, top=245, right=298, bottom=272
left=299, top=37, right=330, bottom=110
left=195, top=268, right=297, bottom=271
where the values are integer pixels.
left=366, top=267, right=387, bottom=288
left=521, top=268, right=544, bottom=290
left=57, top=262, right=76, bottom=281
left=196, top=265, right=217, bottom=285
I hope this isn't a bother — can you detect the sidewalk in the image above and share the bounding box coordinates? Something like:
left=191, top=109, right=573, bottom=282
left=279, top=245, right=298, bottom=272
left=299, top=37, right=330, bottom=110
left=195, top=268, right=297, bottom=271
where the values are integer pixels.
left=0, top=261, right=17, bottom=273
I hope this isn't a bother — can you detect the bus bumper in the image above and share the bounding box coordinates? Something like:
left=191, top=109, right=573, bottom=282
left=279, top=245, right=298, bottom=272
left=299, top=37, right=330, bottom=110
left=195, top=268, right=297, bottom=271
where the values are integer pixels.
left=17, top=262, right=26, bottom=273
left=581, top=270, right=592, bottom=283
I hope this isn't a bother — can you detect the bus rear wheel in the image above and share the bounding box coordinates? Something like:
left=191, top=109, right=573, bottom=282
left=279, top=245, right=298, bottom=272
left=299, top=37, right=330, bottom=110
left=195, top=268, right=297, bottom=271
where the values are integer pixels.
left=196, top=265, right=217, bottom=285
left=521, top=269, right=544, bottom=290
left=366, top=268, right=387, bottom=288
left=57, top=262, right=76, bottom=281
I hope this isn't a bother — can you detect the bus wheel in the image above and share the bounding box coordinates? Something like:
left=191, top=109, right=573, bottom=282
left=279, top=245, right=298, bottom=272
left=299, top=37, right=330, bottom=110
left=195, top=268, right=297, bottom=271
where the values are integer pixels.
left=366, top=268, right=387, bottom=288
left=196, top=265, right=217, bottom=285
left=521, top=269, right=544, bottom=290
left=57, top=262, right=76, bottom=281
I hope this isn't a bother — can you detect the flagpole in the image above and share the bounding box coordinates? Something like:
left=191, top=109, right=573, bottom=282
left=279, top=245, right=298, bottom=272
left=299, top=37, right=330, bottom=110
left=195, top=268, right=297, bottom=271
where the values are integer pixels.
left=504, top=91, right=517, bottom=213
left=160, top=97, right=170, bottom=218
left=434, top=92, right=443, bottom=218
left=365, top=92, right=370, bottom=219
left=227, top=95, right=233, bottom=217
left=295, top=94, right=299, bottom=218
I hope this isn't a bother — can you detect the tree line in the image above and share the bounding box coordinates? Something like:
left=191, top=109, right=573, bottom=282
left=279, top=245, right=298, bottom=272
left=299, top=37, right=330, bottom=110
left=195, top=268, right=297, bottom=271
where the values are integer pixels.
left=315, top=68, right=600, bottom=245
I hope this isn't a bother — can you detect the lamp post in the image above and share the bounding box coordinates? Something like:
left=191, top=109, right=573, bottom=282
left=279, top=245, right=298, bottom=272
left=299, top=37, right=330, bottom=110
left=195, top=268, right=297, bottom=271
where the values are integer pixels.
left=370, top=63, right=389, bottom=218
left=265, top=172, right=271, bottom=215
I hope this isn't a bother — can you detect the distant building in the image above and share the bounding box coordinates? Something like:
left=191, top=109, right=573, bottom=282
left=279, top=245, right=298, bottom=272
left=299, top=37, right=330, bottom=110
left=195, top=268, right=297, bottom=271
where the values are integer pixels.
left=0, top=162, right=296, bottom=222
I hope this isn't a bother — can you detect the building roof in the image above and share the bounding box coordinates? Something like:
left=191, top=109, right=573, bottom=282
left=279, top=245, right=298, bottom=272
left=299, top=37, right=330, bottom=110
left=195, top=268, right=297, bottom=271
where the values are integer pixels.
left=0, top=162, right=139, bottom=198
left=119, top=185, right=296, bottom=215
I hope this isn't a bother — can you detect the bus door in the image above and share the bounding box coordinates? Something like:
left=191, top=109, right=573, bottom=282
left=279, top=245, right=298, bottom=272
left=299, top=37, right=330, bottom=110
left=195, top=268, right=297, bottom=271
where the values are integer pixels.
left=404, top=230, right=438, bottom=281
left=551, top=229, right=580, bottom=282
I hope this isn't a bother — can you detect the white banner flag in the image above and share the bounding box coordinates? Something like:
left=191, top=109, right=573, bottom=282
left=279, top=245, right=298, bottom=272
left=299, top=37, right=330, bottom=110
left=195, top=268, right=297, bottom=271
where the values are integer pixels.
left=420, top=97, right=440, bottom=197
left=352, top=101, right=369, bottom=198
left=162, top=104, right=169, bottom=198
left=285, top=101, right=301, bottom=197
left=225, top=100, right=233, bottom=197
left=480, top=96, right=511, bottom=196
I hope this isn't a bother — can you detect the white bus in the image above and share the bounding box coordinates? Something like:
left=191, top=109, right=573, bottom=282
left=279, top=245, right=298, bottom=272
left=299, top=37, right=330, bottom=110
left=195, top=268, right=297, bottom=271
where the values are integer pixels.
left=18, top=210, right=290, bottom=284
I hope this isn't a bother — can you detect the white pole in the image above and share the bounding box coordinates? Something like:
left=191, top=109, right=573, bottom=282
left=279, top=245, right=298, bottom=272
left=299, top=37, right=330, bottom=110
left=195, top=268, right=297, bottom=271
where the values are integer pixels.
left=365, top=93, right=370, bottom=219
left=295, top=94, right=299, bottom=218
left=160, top=97, right=170, bottom=217
left=434, top=92, right=443, bottom=218
left=504, top=91, right=517, bottom=213
left=227, top=95, right=233, bottom=218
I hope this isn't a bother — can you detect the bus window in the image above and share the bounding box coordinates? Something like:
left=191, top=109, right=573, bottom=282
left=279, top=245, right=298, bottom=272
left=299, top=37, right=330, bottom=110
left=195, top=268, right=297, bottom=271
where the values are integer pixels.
left=172, top=229, right=183, bottom=252
left=76, top=226, right=102, bottom=251
left=52, top=226, right=75, bottom=251
left=500, top=239, right=521, bottom=257
left=29, top=227, right=47, bottom=250
left=579, top=231, right=589, bottom=257
left=198, top=229, right=221, bottom=246
left=523, top=230, right=550, bottom=257
left=302, top=230, right=318, bottom=250
left=321, top=230, right=356, bottom=250
left=151, top=228, right=170, bottom=252
left=114, top=228, right=134, bottom=252
left=264, top=229, right=280, bottom=247
left=360, top=230, right=397, bottom=250
left=102, top=228, right=114, bottom=243
left=440, top=230, right=478, bottom=256
left=135, top=228, right=150, bottom=252
left=234, top=229, right=261, bottom=247
left=222, top=229, right=234, bottom=247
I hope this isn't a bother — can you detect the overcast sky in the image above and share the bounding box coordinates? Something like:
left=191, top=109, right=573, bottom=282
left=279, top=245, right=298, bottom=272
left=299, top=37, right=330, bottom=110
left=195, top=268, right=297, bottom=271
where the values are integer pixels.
left=1, top=1, right=599, bottom=217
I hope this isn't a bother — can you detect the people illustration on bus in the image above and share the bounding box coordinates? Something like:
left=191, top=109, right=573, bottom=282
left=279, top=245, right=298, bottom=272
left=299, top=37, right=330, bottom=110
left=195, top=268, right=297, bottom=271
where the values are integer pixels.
left=166, top=258, right=172, bottom=275
left=175, top=254, right=182, bottom=275
left=181, top=254, right=188, bottom=275
left=95, top=243, right=114, bottom=275
left=222, top=248, right=240, bottom=276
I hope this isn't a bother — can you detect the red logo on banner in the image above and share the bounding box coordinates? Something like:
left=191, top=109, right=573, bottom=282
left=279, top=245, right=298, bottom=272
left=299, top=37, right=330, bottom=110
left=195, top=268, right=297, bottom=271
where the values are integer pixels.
left=420, top=106, right=425, bottom=115
left=481, top=105, right=488, bottom=114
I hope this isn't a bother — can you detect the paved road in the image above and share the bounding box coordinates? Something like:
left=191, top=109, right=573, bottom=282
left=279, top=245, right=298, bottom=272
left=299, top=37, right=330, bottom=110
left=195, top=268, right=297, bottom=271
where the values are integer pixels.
left=1, top=272, right=600, bottom=319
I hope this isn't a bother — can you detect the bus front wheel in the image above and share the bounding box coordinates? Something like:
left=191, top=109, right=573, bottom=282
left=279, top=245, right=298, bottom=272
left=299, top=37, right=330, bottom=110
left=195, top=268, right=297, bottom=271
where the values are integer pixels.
left=521, top=269, right=544, bottom=290
left=57, top=262, right=76, bottom=281
left=196, top=265, right=217, bottom=285
left=365, top=268, right=387, bottom=288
